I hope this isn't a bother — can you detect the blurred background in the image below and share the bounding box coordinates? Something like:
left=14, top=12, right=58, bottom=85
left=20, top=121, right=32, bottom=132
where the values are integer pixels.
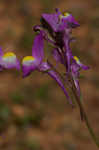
left=0, top=0, right=99, bottom=150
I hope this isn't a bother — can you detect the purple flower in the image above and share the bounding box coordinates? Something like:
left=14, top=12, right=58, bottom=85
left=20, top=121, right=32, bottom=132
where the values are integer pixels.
left=22, top=8, right=89, bottom=108
left=22, top=31, right=73, bottom=106
left=71, top=56, right=89, bottom=96
left=22, top=31, right=44, bottom=77
left=41, top=8, right=79, bottom=33
left=40, top=9, right=89, bottom=97
left=40, top=9, right=80, bottom=73
left=0, top=47, right=20, bottom=70
left=52, top=48, right=65, bottom=65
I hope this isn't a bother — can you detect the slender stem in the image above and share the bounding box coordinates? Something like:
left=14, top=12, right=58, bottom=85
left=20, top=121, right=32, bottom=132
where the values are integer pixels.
left=47, top=61, right=99, bottom=148
left=71, top=78, right=99, bottom=148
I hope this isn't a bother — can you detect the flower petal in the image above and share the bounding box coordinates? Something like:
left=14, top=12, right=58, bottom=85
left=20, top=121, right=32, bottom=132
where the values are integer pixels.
left=59, top=13, right=80, bottom=29
left=22, top=32, right=44, bottom=77
left=63, top=37, right=72, bottom=72
left=22, top=56, right=37, bottom=77
left=42, top=12, right=60, bottom=32
left=71, top=56, right=89, bottom=97
left=0, top=47, right=3, bottom=70
left=32, top=32, right=44, bottom=65
left=42, top=10, right=80, bottom=33
left=0, top=47, right=3, bottom=56
left=39, top=62, right=74, bottom=106
left=74, top=78, right=81, bottom=97
left=73, top=56, right=90, bottom=70
left=0, top=52, right=20, bottom=70
left=52, top=48, right=65, bottom=66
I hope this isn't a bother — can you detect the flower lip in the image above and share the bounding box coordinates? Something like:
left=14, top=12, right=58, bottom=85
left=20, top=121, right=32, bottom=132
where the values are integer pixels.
left=59, top=12, right=80, bottom=29
left=73, top=56, right=90, bottom=70
left=22, top=56, right=35, bottom=63
left=63, top=12, right=70, bottom=17
left=0, top=51, right=20, bottom=70
left=2, top=52, right=17, bottom=65
left=59, top=12, right=70, bottom=19
left=74, top=56, right=80, bottom=64
left=22, top=56, right=36, bottom=67
left=22, top=56, right=37, bottom=77
left=3, top=52, right=16, bottom=58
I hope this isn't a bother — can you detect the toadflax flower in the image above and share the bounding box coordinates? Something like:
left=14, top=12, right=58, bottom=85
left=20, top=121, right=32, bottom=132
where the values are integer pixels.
left=71, top=56, right=89, bottom=97
left=21, top=9, right=99, bottom=148
left=22, top=8, right=89, bottom=111
left=41, top=8, right=80, bottom=33
left=40, top=9, right=89, bottom=96
left=22, top=31, right=73, bottom=106
left=40, top=8, right=80, bottom=73
left=0, top=47, right=20, bottom=70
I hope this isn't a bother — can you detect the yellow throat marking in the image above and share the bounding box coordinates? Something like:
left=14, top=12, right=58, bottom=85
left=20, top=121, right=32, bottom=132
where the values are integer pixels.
left=59, top=12, right=70, bottom=20
left=74, top=56, right=81, bottom=65
left=74, top=56, right=79, bottom=62
left=3, top=52, right=16, bottom=58
left=22, top=56, right=35, bottom=63
left=63, top=12, right=70, bottom=17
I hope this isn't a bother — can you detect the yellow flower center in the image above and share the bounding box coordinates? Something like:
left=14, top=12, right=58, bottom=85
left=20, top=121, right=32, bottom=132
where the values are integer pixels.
left=59, top=12, right=70, bottom=20
left=63, top=12, right=70, bottom=17
left=74, top=56, right=81, bottom=65
left=22, top=56, right=35, bottom=63
left=74, top=56, right=79, bottom=62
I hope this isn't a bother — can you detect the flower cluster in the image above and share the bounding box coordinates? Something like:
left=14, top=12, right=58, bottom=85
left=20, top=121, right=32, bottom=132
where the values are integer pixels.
left=0, top=8, right=89, bottom=109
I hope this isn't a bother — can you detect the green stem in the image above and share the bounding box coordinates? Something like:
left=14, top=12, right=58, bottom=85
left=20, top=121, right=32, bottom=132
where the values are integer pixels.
left=72, top=79, right=99, bottom=148
left=47, top=60, right=99, bottom=148
left=83, top=110, right=99, bottom=148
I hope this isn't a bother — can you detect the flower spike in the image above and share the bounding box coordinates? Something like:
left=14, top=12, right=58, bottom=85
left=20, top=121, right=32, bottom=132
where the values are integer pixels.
left=22, top=9, right=89, bottom=108
left=22, top=10, right=99, bottom=149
